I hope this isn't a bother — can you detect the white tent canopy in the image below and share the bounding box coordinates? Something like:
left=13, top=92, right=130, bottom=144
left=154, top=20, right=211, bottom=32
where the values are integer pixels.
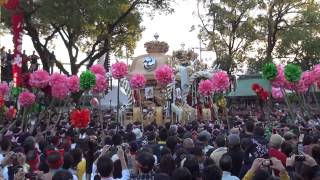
left=100, top=86, right=130, bottom=108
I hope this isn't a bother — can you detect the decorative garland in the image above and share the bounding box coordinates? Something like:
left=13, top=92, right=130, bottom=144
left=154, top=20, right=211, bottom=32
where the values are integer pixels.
left=2, top=0, right=23, bottom=86
left=119, top=78, right=133, bottom=105
left=189, top=71, right=213, bottom=85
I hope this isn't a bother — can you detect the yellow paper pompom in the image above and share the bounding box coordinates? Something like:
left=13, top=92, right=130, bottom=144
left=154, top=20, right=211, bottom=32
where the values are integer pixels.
left=217, top=97, right=227, bottom=108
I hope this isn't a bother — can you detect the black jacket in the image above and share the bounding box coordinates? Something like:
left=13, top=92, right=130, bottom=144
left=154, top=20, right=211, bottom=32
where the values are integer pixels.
left=227, top=147, right=244, bottom=177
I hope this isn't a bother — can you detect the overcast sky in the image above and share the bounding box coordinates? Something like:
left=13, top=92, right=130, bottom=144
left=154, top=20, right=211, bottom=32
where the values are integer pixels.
left=134, top=0, right=201, bottom=56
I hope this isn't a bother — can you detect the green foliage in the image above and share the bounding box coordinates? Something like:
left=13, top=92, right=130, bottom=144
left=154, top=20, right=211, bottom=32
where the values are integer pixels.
left=198, top=0, right=320, bottom=74
left=262, top=63, right=277, bottom=80
left=276, top=2, right=320, bottom=70
left=284, top=64, right=302, bottom=83
left=80, top=70, right=96, bottom=90
left=11, top=87, right=22, bottom=99
left=1, top=0, right=174, bottom=75
left=198, top=0, right=260, bottom=74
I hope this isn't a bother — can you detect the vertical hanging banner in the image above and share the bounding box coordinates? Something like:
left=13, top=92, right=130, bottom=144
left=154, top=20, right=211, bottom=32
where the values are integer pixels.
left=3, top=0, right=23, bottom=87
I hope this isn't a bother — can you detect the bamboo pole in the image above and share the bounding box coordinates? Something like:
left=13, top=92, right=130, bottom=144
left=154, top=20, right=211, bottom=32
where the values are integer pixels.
left=138, top=89, right=143, bottom=127
left=281, top=88, right=295, bottom=124
left=312, top=85, right=320, bottom=109
left=116, top=80, right=120, bottom=124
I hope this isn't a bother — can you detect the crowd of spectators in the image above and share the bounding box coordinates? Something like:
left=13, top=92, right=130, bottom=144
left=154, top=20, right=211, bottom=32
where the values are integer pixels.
left=0, top=46, right=56, bottom=83
left=0, top=109, right=320, bottom=180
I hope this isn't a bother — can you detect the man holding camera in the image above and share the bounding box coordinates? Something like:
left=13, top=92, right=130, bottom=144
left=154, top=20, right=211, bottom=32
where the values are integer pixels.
left=268, top=134, right=287, bottom=176
left=0, top=151, right=28, bottom=180
left=242, top=157, right=290, bottom=180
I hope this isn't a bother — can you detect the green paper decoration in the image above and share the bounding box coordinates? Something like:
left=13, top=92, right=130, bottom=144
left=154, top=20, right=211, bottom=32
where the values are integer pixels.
left=284, top=64, right=302, bottom=83
left=264, top=128, right=272, bottom=141
left=262, top=63, right=277, bottom=80
left=11, top=87, right=22, bottom=98
left=30, top=103, right=40, bottom=113
left=80, top=70, right=96, bottom=90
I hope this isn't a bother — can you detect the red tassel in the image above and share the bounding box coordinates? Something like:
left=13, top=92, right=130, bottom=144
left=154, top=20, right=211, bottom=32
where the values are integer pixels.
left=252, top=83, right=263, bottom=94
left=70, top=108, right=90, bottom=129
left=0, top=95, right=4, bottom=107
left=259, top=91, right=269, bottom=101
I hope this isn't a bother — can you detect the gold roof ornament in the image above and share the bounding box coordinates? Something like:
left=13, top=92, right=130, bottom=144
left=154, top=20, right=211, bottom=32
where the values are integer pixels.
left=144, top=33, right=169, bottom=54
left=129, top=33, right=171, bottom=80
left=144, top=41, right=169, bottom=54
left=172, top=50, right=198, bottom=66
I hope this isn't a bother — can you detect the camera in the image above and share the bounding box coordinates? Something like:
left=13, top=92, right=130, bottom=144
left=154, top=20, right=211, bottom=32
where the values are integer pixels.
left=25, top=172, right=37, bottom=180
left=295, top=155, right=305, bottom=161
left=262, top=159, right=272, bottom=166
left=12, top=165, right=23, bottom=174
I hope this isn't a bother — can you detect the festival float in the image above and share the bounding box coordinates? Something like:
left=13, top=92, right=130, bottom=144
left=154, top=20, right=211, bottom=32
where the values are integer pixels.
left=122, top=35, right=174, bottom=125
left=119, top=34, right=230, bottom=126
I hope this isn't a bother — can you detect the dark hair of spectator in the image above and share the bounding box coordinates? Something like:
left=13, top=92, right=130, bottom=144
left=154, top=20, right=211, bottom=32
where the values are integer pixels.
left=166, top=136, right=178, bottom=153
left=159, top=128, right=168, bottom=141
left=202, top=164, right=222, bottom=180
left=215, top=135, right=226, bottom=148
left=219, top=154, right=233, bottom=172
left=0, top=137, right=11, bottom=152
left=252, top=169, right=270, bottom=180
left=160, top=154, right=175, bottom=176
left=281, top=141, right=293, bottom=157
left=97, top=156, right=113, bottom=177
left=172, top=167, right=192, bottom=180
left=52, top=170, right=73, bottom=180
left=183, top=155, right=200, bottom=180
left=62, top=152, right=74, bottom=170
left=245, top=121, right=255, bottom=133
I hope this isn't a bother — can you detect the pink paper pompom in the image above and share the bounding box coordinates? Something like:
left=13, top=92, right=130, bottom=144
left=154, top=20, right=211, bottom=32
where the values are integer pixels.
left=90, top=64, right=106, bottom=76
left=49, top=73, right=68, bottom=86
left=211, top=71, right=230, bottom=91
left=51, top=83, right=70, bottom=100
left=111, top=62, right=128, bottom=79
left=271, top=87, right=284, bottom=100
left=49, top=73, right=70, bottom=99
left=68, top=75, right=80, bottom=93
left=312, top=64, right=320, bottom=81
left=300, top=71, right=315, bottom=88
left=284, top=81, right=295, bottom=90
left=93, top=74, right=107, bottom=94
left=130, top=74, right=146, bottom=89
left=29, top=70, right=50, bottom=88
left=272, top=65, right=286, bottom=88
left=198, top=79, right=214, bottom=96
left=292, top=71, right=314, bottom=94
left=154, top=65, right=174, bottom=86
left=295, top=82, right=308, bottom=94
left=0, top=82, right=10, bottom=96
left=18, top=91, right=36, bottom=107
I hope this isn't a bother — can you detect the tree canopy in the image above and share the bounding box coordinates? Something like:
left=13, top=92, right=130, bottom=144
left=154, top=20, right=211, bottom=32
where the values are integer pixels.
left=198, top=0, right=259, bottom=74
left=1, top=0, right=174, bottom=75
left=197, top=0, right=320, bottom=74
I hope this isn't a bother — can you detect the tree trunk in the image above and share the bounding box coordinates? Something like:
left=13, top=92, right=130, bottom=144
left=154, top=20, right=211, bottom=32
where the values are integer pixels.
left=24, top=16, right=51, bottom=72
left=70, top=57, right=78, bottom=75
left=104, top=39, right=111, bottom=72
left=266, top=3, right=276, bottom=61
